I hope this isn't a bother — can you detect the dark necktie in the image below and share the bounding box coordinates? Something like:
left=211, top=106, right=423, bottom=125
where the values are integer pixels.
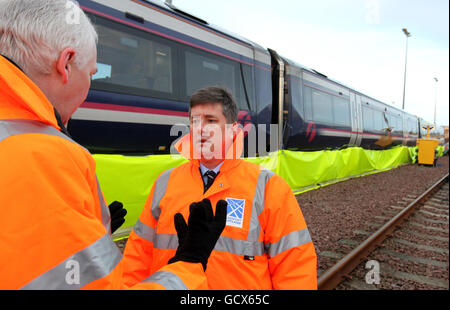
left=204, top=170, right=217, bottom=193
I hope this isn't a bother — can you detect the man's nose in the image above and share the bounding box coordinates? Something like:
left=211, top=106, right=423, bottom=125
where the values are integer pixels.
left=204, top=125, right=223, bottom=140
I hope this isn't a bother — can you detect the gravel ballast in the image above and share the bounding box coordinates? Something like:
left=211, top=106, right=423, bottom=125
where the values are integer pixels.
left=297, top=155, right=449, bottom=289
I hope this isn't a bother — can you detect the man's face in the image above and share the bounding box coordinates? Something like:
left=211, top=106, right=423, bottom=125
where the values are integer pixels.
left=60, top=47, right=98, bottom=124
left=190, top=102, right=236, bottom=167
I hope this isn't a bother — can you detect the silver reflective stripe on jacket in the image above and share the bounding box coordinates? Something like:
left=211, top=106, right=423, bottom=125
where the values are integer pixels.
left=264, top=228, right=312, bottom=258
left=133, top=219, right=179, bottom=249
left=133, top=219, right=156, bottom=242
left=96, top=178, right=111, bottom=234
left=133, top=220, right=187, bottom=250
left=130, top=169, right=173, bottom=243
left=150, top=168, right=173, bottom=221
left=215, top=235, right=265, bottom=256
left=142, top=270, right=188, bottom=290
left=0, top=119, right=65, bottom=141
left=0, top=119, right=111, bottom=232
left=20, top=233, right=122, bottom=290
left=247, top=168, right=275, bottom=242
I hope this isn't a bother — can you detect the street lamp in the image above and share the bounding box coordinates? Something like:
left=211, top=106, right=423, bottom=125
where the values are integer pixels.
left=434, top=77, right=438, bottom=128
left=401, top=28, right=411, bottom=110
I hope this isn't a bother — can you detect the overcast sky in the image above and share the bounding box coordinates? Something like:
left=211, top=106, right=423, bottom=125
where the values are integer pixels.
left=175, top=0, right=449, bottom=127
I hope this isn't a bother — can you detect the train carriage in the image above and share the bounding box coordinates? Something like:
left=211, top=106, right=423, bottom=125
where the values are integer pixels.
left=69, top=0, right=421, bottom=155
left=70, top=0, right=272, bottom=154
left=271, top=54, right=420, bottom=152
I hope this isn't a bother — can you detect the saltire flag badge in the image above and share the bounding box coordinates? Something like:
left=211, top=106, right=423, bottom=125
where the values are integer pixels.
left=225, top=197, right=245, bottom=228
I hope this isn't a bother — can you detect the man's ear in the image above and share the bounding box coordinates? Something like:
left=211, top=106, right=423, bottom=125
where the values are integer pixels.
left=55, top=48, right=76, bottom=84
left=231, top=121, right=239, bottom=137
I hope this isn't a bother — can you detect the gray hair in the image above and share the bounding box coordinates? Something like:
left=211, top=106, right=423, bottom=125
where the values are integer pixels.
left=0, top=0, right=98, bottom=74
left=189, top=86, right=238, bottom=123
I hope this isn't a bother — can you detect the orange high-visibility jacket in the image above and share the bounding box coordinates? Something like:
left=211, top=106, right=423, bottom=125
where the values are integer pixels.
left=122, top=129, right=318, bottom=289
left=0, top=54, right=207, bottom=290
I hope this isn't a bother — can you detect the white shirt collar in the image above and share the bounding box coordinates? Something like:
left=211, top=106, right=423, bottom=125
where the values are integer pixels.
left=199, top=161, right=224, bottom=176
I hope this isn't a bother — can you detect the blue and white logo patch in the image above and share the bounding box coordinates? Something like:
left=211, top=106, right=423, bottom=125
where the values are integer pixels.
left=225, top=197, right=245, bottom=228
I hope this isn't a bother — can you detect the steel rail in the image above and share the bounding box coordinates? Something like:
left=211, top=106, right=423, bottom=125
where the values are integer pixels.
left=318, top=172, right=449, bottom=290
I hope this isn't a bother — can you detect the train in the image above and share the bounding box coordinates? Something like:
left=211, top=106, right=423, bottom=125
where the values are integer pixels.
left=68, top=0, right=425, bottom=156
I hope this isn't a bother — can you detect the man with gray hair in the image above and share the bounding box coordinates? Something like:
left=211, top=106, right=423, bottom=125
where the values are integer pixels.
left=0, top=0, right=225, bottom=289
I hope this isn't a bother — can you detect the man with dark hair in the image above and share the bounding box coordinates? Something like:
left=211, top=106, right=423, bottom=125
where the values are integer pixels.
left=122, top=86, right=317, bottom=289
left=188, top=86, right=239, bottom=170
left=190, top=86, right=239, bottom=122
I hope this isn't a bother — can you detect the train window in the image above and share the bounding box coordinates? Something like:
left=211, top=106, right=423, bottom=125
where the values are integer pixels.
left=183, top=48, right=255, bottom=111
left=397, top=117, right=403, bottom=133
left=303, top=85, right=349, bottom=126
left=387, top=114, right=394, bottom=131
left=382, top=112, right=390, bottom=130
left=333, top=97, right=350, bottom=126
left=373, top=111, right=383, bottom=131
left=408, top=119, right=417, bottom=135
left=303, top=85, right=312, bottom=120
left=88, top=13, right=177, bottom=99
left=388, top=114, right=401, bottom=133
left=289, top=78, right=304, bottom=119
left=362, top=106, right=374, bottom=131
left=238, top=63, right=255, bottom=112
left=311, top=89, right=333, bottom=123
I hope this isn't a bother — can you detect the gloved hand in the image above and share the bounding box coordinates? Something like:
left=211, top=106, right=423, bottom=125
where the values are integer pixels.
left=108, top=201, right=127, bottom=234
left=169, top=199, right=227, bottom=271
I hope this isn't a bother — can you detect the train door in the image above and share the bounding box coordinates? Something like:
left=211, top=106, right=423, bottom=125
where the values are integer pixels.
left=349, top=93, right=357, bottom=145
left=349, top=92, right=361, bottom=145
left=355, top=94, right=363, bottom=145
left=349, top=92, right=362, bottom=146
left=268, top=48, right=285, bottom=150
left=402, top=114, right=407, bottom=146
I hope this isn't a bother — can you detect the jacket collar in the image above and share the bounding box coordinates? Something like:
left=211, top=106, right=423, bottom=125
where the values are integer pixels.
left=0, top=54, right=22, bottom=72
left=0, top=54, right=60, bottom=131
left=175, top=128, right=244, bottom=173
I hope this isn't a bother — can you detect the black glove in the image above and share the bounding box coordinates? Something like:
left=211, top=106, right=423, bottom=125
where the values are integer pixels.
left=169, top=199, right=227, bottom=271
left=108, top=201, right=127, bottom=234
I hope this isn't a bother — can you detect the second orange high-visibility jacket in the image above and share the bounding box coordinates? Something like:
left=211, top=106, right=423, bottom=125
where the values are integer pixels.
left=122, top=128, right=318, bottom=289
left=0, top=54, right=207, bottom=290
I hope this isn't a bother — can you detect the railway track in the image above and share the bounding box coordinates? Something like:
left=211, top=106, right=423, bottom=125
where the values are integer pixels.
left=318, top=172, right=449, bottom=290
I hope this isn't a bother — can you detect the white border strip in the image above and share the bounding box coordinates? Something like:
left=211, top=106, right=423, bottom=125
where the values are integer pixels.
left=71, top=107, right=189, bottom=125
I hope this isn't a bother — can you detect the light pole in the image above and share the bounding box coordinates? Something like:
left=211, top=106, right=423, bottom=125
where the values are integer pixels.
left=434, top=77, right=438, bottom=128
left=401, top=28, right=411, bottom=110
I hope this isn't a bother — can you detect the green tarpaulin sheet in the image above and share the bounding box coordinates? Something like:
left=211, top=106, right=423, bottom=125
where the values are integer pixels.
left=93, top=146, right=418, bottom=240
